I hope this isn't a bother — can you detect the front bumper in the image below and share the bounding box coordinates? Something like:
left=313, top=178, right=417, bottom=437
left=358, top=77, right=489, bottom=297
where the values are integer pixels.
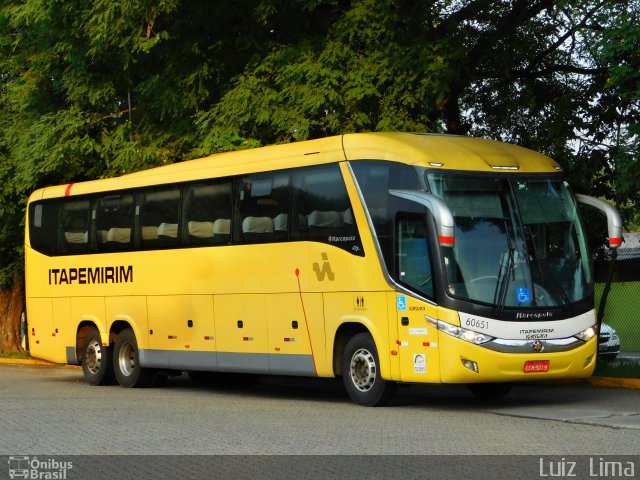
left=438, top=333, right=597, bottom=383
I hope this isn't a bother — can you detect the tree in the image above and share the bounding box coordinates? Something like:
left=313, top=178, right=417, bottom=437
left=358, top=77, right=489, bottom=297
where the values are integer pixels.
left=0, top=0, right=281, bottom=350
left=197, top=0, right=639, bottom=219
left=593, top=2, right=640, bottom=224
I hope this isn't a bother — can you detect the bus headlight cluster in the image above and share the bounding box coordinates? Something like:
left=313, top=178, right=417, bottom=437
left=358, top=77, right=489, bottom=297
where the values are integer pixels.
left=437, top=320, right=494, bottom=345
left=574, top=326, right=597, bottom=342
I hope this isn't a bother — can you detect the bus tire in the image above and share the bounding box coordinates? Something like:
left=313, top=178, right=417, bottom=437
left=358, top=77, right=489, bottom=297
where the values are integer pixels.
left=342, top=333, right=395, bottom=406
left=113, top=328, right=154, bottom=388
left=467, top=382, right=513, bottom=399
left=81, top=327, right=114, bottom=386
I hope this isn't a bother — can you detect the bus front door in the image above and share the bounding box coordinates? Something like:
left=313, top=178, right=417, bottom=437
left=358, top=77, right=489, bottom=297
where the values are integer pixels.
left=396, top=294, right=441, bottom=383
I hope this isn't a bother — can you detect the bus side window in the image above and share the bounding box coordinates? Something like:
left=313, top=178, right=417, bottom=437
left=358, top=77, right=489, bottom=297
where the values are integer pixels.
left=29, top=201, right=59, bottom=256
left=236, top=172, right=290, bottom=244
left=350, top=160, right=421, bottom=268
left=59, top=199, right=91, bottom=254
left=292, top=164, right=364, bottom=256
left=94, top=193, right=135, bottom=252
left=183, top=181, right=232, bottom=246
left=137, top=187, right=181, bottom=249
left=396, top=214, right=434, bottom=298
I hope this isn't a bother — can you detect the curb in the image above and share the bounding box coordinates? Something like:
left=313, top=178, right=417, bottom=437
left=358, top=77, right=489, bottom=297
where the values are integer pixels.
left=584, top=376, right=640, bottom=390
left=0, top=357, right=77, bottom=368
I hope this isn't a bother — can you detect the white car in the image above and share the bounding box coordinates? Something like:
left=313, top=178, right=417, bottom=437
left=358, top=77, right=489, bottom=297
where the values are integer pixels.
left=598, top=322, right=621, bottom=361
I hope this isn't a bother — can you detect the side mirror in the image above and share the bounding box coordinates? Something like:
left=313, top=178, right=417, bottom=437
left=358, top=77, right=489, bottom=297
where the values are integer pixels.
left=575, top=194, right=623, bottom=249
left=389, top=190, right=455, bottom=247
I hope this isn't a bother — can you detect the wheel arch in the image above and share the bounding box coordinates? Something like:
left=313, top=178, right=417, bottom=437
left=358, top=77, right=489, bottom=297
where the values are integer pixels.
left=109, top=319, right=137, bottom=345
left=75, top=320, right=102, bottom=363
left=332, top=322, right=371, bottom=377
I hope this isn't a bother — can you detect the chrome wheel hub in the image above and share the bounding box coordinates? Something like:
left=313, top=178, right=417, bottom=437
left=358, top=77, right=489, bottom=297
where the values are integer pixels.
left=349, top=348, right=376, bottom=392
left=118, top=342, right=136, bottom=377
left=85, top=340, right=102, bottom=374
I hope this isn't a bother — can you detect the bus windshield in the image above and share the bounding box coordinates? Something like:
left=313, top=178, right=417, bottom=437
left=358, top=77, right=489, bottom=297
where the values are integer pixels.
left=427, top=173, right=592, bottom=309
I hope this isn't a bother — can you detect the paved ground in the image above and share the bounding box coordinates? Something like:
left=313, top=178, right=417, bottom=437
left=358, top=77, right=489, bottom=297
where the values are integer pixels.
left=0, top=364, right=639, bottom=479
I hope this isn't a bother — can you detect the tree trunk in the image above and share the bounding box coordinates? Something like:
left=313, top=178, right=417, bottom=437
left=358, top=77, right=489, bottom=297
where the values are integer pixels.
left=0, top=277, right=25, bottom=353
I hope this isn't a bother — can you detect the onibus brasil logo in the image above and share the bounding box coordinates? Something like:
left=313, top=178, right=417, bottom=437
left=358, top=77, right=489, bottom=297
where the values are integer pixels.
left=8, top=456, right=73, bottom=479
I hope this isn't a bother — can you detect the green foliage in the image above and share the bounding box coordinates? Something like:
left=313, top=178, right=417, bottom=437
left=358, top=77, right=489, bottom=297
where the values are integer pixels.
left=196, top=0, right=456, bottom=151
left=1, top=0, right=639, bottom=290
left=0, top=0, right=275, bottom=287
left=596, top=4, right=640, bottom=223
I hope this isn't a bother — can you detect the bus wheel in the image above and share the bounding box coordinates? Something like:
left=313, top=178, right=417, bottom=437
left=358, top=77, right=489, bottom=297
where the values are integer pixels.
left=467, top=382, right=513, bottom=399
left=81, top=327, right=114, bottom=386
left=342, top=333, right=396, bottom=406
left=113, top=328, right=154, bottom=388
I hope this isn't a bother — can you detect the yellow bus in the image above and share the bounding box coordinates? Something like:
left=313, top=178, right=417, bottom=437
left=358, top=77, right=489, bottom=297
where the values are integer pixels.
left=25, top=132, right=622, bottom=406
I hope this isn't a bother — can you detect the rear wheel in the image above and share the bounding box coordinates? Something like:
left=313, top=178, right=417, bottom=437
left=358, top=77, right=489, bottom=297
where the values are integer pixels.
left=342, top=333, right=396, bottom=406
left=113, top=328, right=155, bottom=388
left=81, top=327, right=114, bottom=386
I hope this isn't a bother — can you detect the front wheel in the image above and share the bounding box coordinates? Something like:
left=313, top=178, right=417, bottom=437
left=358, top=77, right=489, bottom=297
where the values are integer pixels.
left=113, top=328, right=155, bottom=388
left=81, top=327, right=114, bottom=386
left=342, top=333, right=396, bottom=406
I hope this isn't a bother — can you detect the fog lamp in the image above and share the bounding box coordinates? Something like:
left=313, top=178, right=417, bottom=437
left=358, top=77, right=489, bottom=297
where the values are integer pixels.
left=462, top=359, right=479, bottom=373
left=584, top=354, right=595, bottom=368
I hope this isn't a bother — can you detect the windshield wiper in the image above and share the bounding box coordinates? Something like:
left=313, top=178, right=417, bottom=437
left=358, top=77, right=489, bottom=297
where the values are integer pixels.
left=493, top=247, right=515, bottom=316
left=493, top=212, right=519, bottom=316
left=524, top=226, right=572, bottom=311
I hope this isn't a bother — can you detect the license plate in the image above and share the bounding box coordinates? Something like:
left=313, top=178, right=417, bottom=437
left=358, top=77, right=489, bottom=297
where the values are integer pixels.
left=524, top=360, right=550, bottom=373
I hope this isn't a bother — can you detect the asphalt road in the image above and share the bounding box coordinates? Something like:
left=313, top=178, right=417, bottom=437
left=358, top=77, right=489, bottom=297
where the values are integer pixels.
left=1, top=364, right=639, bottom=479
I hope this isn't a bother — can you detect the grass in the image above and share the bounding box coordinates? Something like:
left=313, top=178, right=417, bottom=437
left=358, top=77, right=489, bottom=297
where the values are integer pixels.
left=0, top=350, right=30, bottom=359
left=595, top=281, right=640, bottom=353
left=594, top=358, right=640, bottom=378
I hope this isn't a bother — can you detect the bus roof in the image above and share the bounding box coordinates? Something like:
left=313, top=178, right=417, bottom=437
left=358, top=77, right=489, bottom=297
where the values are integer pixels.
left=32, top=132, right=562, bottom=200
left=342, top=132, right=561, bottom=172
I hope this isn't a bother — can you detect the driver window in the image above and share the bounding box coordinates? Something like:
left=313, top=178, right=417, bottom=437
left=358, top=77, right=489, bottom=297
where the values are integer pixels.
left=396, top=214, right=434, bottom=298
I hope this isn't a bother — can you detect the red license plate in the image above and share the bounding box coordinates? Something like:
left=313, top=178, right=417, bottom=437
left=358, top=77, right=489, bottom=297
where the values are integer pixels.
left=524, top=360, right=550, bottom=373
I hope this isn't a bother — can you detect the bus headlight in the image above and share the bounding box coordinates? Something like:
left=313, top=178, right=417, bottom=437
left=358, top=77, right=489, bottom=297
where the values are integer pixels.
left=437, top=320, right=494, bottom=345
left=575, top=326, right=597, bottom=342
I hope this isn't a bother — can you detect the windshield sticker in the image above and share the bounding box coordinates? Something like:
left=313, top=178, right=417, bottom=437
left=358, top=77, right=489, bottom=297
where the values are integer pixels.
left=517, top=287, right=531, bottom=305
